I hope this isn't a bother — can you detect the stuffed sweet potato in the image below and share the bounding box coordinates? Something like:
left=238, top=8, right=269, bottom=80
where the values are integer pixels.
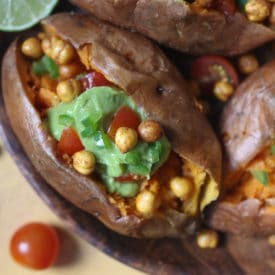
left=208, top=60, right=275, bottom=236
left=1, top=13, right=221, bottom=238
left=69, top=0, right=275, bottom=56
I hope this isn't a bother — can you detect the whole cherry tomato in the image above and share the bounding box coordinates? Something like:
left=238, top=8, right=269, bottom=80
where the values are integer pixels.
left=10, top=222, right=60, bottom=270
left=190, top=55, right=239, bottom=94
left=57, top=127, right=84, bottom=156
left=107, top=106, right=141, bottom=140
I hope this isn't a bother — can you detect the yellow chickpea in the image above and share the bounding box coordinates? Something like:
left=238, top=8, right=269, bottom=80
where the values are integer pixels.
left=21, top=37, right=43, bottom=59
left=170, top=177, right=194, bottom=200
left=213, top=81, right=234, bottom=102
left=72, top=150, right=96, bottom=176
left=41, top=38, right=52, bottom=57
left=115, top=127, right=138, bottom=153
left=58, top=63, right=84, bottom=80
left=196, top=229, right=219, bottom=249
left=245, top=0, right=271, bottom=22
left=138, top=120, right=163, bottom=142
left=136, top=190, right=156, bottom=216
left=56, top=79, right=82, bottom=103
left=238, top=54, right=259, bottom=75
left=51, top=38, right=76, bottom=65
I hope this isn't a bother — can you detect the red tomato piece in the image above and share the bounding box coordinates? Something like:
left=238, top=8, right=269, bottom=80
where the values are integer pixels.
left=93, top=71, right=112, bottom=86
left=190, top=55, right=239, bottom=94
left=10, top=223, right=60, bottom=270
left=107, top=106, right=141, bottom=140
left=80, top=71, right=111, bottom=90
left=215, top=0, right=236, bottom=16
left=57, top=127, right=84, bottom=156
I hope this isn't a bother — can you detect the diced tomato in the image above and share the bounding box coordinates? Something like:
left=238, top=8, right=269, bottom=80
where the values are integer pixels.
left=80, top=71, right=111, bottom=90
left=115, top=174, right=140, bottom=182
left=190, top=55, right=239, bottom=94
left=107, top=106, right=141, bottom=140
left=93, top=71, right=111, bottom=86
left=57, top=127, right=84, bottom=156
left=215, top=0, right=236, bottom=16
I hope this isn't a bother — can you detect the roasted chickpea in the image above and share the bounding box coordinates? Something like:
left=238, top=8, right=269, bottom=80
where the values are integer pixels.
left=21, top=37, right=43, bottom=59
left=138, top=120, right=163, bottom=142
left=72, top=150, right=95, bottom=175
left=213, top=81, right=234, bottom=102
left=59, top=63, right=85, bottom=80
left=196, top=229, right=219, bottom=249
left=51, top=38, right=76, bottom=65
left=115, top=127, right=138, bottom=153
left=41, top=38, right=52, bottom=57
left=170, top=177, right=194, bottom=200
left=136, top=190, right=156, bottom=216
left=245, top=0, right=271, bottom=22
left=56, top=79, right=82, bottom=103
left=238, top=54, right=259, bottom=75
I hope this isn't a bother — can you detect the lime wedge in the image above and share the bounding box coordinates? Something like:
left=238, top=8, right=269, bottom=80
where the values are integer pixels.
left=0, top=0, right=58, bottom=32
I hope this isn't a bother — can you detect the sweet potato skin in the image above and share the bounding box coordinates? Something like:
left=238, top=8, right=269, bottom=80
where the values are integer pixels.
left=208, top=61, right=275, bottom=237
left=2, top=13, right=221, bottom=238
left=70, top=0, right=275, bottom=56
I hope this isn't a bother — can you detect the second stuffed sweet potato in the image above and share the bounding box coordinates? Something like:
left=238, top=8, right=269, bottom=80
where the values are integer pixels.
left=2, top=13, right=221, bottom=238
left=70, top=0, right=275, bottom=56
left=208, top=60, right=275, bottom=236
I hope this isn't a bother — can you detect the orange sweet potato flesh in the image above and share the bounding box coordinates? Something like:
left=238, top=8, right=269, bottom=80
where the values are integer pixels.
left=2, top=13, right=221, bottom=238
left=69, top=0, right=275, bottom=56
left=208, top=60, right=275, bottom=237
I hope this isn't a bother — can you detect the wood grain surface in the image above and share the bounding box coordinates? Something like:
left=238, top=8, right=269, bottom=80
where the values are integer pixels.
left=1, top=2, right=275, bottom=274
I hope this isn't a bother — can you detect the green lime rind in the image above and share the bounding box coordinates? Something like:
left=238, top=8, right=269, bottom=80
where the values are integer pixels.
left=0, top=0, right=58, bottom=32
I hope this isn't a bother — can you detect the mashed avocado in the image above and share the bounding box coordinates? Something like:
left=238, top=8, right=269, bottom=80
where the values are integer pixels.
left=47, top=86, right=171, bottom=197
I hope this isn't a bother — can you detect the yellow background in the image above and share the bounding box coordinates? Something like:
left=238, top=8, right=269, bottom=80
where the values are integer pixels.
left=0, top=139, right=145, bottom=275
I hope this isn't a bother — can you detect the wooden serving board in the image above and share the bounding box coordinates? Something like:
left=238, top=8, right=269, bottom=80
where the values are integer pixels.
left=1, top=3, right=275, bottom=275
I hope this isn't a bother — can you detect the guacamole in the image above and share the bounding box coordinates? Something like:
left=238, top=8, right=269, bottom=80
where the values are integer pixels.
left=47, top=86, right=171, bottom=197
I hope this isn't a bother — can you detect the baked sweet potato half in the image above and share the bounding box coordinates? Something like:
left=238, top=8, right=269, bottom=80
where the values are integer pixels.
left=69, top=0, right=275, bottom=56
left=208, top=60, right=275, bottom=236
left=2, top=12, right=221, bottom=238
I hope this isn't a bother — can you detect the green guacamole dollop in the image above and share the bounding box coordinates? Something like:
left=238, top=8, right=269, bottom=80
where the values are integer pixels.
left=47, top=87, right=171, bottom=197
